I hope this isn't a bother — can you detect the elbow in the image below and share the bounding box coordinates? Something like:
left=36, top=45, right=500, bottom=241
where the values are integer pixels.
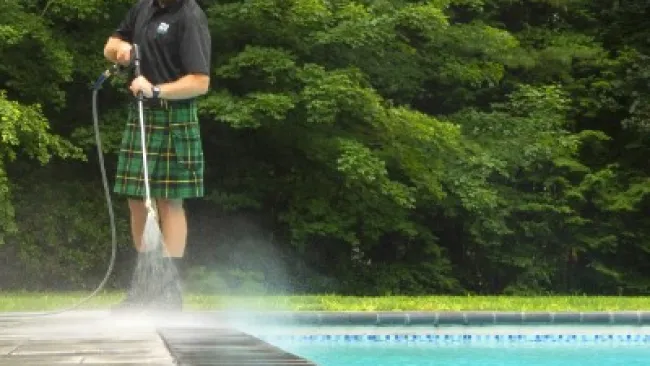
left=197, top=75, right=210, bottom=95
left=200, top=75, right=210, bottom=95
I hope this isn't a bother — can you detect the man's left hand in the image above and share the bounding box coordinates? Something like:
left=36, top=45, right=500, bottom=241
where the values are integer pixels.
left=129, top=76, right=154, bottom=98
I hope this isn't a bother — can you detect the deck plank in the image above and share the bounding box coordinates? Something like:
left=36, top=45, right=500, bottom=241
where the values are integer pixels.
left=158, top=327, right=316, bottom=366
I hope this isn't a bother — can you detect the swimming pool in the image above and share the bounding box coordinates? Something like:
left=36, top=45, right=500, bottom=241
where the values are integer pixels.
left=228, top=311, right=650, bottom=366
left=271, top=341, right=650, bottom=366
left=253, top=325, right=650, bottom=366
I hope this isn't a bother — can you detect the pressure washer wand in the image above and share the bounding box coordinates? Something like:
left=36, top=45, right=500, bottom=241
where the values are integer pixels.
left=132, top=44, right=155, bottom=219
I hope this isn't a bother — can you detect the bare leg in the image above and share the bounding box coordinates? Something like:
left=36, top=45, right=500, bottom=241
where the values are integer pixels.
left=157, top=198, right=187, bottom=258
left=112, top=198, right=152, bottom=311
left=128, top=199, right=147, bottom=251
left=115, top=198, right=186, bottom=312
left=150, top=198, right=186, bottom=311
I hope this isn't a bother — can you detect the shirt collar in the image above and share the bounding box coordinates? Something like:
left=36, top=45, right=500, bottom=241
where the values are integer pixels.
left=152, top=0, right=184, bottom=13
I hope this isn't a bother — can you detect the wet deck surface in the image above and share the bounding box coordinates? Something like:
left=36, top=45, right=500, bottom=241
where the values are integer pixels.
left=0, top=311, right=315, bottom=365
left=159, top=327, right=315, bottom=365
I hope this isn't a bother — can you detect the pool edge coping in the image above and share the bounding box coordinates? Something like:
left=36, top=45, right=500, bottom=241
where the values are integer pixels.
left=189, top=310, right=650, bottom=326
left=3, top=310, right=650, bottom=326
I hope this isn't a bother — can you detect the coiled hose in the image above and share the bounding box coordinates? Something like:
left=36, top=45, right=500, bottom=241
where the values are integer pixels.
left=6, top=66, right=123, bottom=318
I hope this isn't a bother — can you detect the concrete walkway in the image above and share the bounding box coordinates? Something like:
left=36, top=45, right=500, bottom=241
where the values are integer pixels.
left=0, top=311, right=315, bottom=365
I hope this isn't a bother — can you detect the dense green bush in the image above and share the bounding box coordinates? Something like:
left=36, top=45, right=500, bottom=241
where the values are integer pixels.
left=2, top=0, right=650, bottom=295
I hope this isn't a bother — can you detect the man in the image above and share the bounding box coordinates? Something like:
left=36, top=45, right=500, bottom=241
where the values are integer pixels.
left=103, top=0, right=211, bottom=311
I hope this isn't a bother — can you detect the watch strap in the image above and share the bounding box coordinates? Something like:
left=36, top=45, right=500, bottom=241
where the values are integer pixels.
left=151, top=86, right=161, bottom=99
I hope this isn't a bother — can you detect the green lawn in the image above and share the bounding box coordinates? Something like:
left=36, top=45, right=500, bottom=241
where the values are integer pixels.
left=1, top=292, right=649, bottom=312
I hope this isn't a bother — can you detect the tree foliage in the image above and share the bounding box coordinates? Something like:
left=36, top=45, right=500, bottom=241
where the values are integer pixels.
left=1, top=0, right=650, bottom=295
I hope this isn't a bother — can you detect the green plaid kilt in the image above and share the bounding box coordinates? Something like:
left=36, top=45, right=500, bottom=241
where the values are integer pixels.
left=113, top=99, right=204, bottom=199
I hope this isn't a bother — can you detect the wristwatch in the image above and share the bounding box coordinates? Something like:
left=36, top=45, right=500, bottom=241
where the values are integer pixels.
left=151, top=85, right=161, bottom=99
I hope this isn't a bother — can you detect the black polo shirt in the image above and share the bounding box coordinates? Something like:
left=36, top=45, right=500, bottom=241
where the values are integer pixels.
left=112, top=0, right=211, bottom=85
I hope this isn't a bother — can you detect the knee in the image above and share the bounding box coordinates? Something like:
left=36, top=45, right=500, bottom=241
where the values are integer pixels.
left=157, top=199, right=184, bottom=218
left=128, top=199, right=147, bottom=216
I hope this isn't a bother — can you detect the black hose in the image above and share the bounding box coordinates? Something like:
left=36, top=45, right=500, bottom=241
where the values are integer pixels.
left=5, top=69, right=120, bottom=318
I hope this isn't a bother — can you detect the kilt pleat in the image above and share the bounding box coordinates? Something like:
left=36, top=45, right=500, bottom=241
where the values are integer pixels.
left=113, top=99, right=204, bottom=199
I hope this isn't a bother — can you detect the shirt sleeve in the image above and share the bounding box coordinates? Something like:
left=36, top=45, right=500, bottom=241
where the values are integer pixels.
left=180, top=9, right=212, bottom=75
left=112, top=1, right=144, bottom=43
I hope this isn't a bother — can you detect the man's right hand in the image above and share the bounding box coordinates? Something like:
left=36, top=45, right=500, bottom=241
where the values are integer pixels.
left=104, top=37, right=134, bottom=65
left=116, top=43, right=133, bottom=66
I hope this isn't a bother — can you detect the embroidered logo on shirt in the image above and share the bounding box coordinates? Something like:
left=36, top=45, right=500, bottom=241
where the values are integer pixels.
left=157, top=22, right=170, bottom=35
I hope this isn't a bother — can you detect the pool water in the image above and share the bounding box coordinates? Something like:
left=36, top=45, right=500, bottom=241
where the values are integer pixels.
left=274, top=343, right=650, bottom=366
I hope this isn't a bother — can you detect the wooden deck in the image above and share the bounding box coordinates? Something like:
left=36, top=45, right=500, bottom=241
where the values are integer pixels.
left=0, top=311, right=316, bottom=366
left=159, top=327, right=316, bottom=366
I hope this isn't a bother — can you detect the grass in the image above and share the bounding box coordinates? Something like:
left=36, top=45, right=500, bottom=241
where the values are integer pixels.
left=1, top=291, right=649, bottom=312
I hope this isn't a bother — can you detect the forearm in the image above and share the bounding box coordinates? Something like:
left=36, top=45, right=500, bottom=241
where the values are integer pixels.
left=158, top=74, right=210, bottom=100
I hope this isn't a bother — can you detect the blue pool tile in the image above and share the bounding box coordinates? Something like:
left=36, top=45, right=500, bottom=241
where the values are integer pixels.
left=259, top=331, right=650, bottom=346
